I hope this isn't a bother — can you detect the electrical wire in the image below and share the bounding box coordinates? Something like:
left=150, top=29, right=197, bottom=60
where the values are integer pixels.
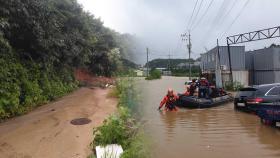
left=200, top=0, right=229, bottom=44
left=217, top=0, right=239, bottom=26
left=189, top=0, right=205, bottom=30
left=186, top=0, right=200, bottom=31
left=220, top=0, right=250, bottom=38
left=206, top=0, right=239, bottom=42
left=191, top=0, right=215, bottom=31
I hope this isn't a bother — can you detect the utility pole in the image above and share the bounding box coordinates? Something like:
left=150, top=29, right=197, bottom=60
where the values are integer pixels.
left=181, top=31, right=192, bottom=79
left=168, top=53, right=171, bottom=72
left=216, top=39, right=223, bottom=88
left=226, top=40, right=233, bottom=85
left=187, top=31, right=192, bottom=80
left=146, top=47, right=149, bottom=77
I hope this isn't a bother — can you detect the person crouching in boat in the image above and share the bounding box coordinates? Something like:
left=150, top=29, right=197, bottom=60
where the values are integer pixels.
left=184, top=84, right=190, bottom=96
left=189, top=79, right=197, bottom=96
left=158, top=88, right=178, bottom=111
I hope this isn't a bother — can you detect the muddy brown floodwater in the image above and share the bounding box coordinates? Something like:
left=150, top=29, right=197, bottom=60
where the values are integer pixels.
left=138, top=76, right=280, bottom=158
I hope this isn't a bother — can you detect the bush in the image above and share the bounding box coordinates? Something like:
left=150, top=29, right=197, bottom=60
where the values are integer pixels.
left=225, top=81, right=244, bottom=91
left=92, top=78, right=150, bottom=158
left=121, top=133, right=150, bottom=158
left=145, top=69, right=161, bottom=80
left=0, top=44, right=78, bottom=120
left=93, top=115, right=128, bottom=147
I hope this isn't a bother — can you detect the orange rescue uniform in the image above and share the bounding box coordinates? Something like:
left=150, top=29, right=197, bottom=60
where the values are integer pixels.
left=159, top=94, right=179, bottom=111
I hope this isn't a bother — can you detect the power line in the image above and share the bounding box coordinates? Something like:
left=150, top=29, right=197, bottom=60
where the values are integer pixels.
left=211, top=0, right=229, bottom=27
left=200, top=0, right=229, bottom=44
left=217, top=0, right=239, bottom=26
left=189, top=0, right=205, bottom=29
left=191, top=0, right=215, bottom=31
left=186, top=0, right=199, bottom=30
left=220, top=0, right=250, bottom=38
left=206, top=0, right=239, bottom=42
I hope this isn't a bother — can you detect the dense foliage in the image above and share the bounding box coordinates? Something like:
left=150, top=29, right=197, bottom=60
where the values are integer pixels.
left=0, top=0, right=137, bottom=119
left=171, top=67, right=201, bottom=77
left=145, top=69, right=162, bottom=80
left=145, top=58, right=201, bottom=77
left=145, top=58, right=196, bottom=69
left=225, top=81, right=244, bottom=91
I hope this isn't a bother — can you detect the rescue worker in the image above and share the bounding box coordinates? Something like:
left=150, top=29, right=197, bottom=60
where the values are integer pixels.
left=189, top=79, right=197, bottom=96
left=209, top=83, right=219, bottom=98
left=198, top=77, right=209, bottom=98
left=158, top=88, right=178, bottom=111
left=184, top=85, right=190, bottom=96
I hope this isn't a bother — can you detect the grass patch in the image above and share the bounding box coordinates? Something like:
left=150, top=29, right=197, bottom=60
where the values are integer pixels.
left=145, top=69, right=161, bottom=80
left=107, top=86, right=119, bottom=98
left=225, top=81, right=244, bottom=91
left=91, top=78, right=150, bottom=158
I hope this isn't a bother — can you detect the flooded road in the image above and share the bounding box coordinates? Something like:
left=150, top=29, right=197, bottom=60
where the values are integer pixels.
left=138, top=76, right=280, bottom=158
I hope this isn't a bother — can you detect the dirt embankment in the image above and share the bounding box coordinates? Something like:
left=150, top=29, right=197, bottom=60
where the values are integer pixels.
left=74, top=69, right=115, bottom=87
left=0, top=86, right=117, bottom=158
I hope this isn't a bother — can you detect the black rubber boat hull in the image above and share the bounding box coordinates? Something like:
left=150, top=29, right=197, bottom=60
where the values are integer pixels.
left=177, top=95, right=233, bottom=109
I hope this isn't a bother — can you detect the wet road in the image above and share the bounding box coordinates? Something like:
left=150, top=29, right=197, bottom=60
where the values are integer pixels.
left=0, top=88, right=117, bottom=158
left=138, top=76, right=280, bottom=158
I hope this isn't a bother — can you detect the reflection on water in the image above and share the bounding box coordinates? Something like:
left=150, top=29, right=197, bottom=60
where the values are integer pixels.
left=138, top=76, right=280, bottom=158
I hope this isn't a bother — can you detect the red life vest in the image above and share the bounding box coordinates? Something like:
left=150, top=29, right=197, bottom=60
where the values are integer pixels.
left=200, top=80, right=208, bottom=86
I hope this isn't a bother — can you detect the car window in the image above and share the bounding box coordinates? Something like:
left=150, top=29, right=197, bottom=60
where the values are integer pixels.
left=236, top=88, right=256, bottom=97
left=255, top=86, right=275, bottom=96
left=266, top=87, right=280, bottom=96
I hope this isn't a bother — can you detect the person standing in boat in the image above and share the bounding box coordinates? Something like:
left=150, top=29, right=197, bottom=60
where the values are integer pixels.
left=198, top=77, right=209, bottom=98
left=158, top=88, right=178, bottom=111
left=189, top=79, right=197, bottom=96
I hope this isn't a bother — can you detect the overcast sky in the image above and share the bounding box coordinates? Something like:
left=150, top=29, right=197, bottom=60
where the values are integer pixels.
left=77, top=0, right=280, bottom=63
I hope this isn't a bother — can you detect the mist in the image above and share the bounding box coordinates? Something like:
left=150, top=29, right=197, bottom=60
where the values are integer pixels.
left=77, top=0, right=280, bottom=64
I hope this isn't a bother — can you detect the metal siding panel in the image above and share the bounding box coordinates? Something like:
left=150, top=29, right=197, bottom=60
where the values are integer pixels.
left=232, top=71, right=249, bottom=86
left=219, top=47, right=229, bottom=69
left=219, top=46, right=245, bottom=71
left=274, top=71, right=280, bottom=83
left=253, top=48, right=272, bottom=70
left=245, top=52, right=253, bottom=70
left=201, top=46, right=245, bottom=71
left=253, top=47, right=280, bottom=71
left=273, top=48, right=280, bottom=70
left=253, top=71, right=276, bottom=85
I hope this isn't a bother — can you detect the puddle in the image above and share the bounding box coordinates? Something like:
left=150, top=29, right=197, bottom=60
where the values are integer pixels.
left=70, top=118, right=92, bottom=125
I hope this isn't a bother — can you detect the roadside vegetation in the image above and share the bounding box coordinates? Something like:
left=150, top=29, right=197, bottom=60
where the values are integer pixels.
left=90, top=78, right=150, bottom=158
left=0, top=0, right=138, bottom=120
left=145, top=69, right=162, bottom=80
left=225, top=81, right=244, bottom=91
left=171, top=69, right=200, bottom=77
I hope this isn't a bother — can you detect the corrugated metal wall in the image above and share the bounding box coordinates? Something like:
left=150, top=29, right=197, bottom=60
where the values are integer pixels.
left=253, top=47, right=278, bottom=70
left=245, top=51, right=254, bottom=70
left=254, top=71, right=275, bottom=85
left=219, top=46, right=246, bottom=71
left=246, top=47, right=280, bottom=85
left=232, top=71, right=249, bottom=86
left=274, top=48, right=280, bottom=69
left=221, top=71, right=249, bottom=87
left=253, top=71, right=280, bottom=85
left=201, top=46, right=246, bottom=71
left=201, top=46, right=280, bottom=86
left=275, top=71, right=280, bottom=83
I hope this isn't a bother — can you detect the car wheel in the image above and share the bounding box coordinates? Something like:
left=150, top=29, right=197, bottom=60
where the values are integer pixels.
left=234, top=103, right=238, bottom=110
left=260, top=118, right=265, bottom=124
left=260, top=118, right=272, bottom=125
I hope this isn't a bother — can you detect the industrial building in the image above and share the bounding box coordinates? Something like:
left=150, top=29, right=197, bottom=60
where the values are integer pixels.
left=200, top=46, right=248, bottom=87
left=246, top=46, right=280, bottom=85
left=201, top=45, right=280, bottom=87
